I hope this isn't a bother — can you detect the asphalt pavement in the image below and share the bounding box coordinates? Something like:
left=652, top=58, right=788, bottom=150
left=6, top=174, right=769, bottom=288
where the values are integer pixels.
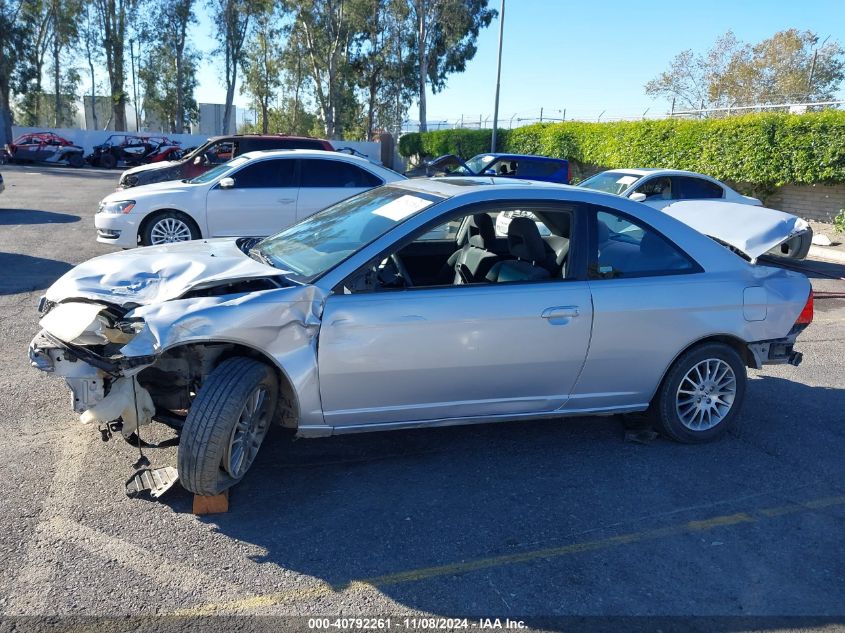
left=0, top=164, right=843, bottom=629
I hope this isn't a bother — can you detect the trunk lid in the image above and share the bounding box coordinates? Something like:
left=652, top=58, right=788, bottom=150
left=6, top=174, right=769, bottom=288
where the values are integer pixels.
left=661, top=200, right=810, bottom=260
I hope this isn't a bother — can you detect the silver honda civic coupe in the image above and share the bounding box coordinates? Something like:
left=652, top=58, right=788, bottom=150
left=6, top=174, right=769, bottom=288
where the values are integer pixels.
left=29, top=177, right=813, bottom=495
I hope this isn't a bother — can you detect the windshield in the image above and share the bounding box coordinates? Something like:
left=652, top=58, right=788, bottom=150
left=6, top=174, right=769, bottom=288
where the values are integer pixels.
left=255, top=186, right=440, bottom=280
left=578, top=171, right=642, bottom=195
left=184, top=139, right=215, bottom=162
left=465, top=154, right=498, bottom=175
left=188, top=156, right=249, bottom=184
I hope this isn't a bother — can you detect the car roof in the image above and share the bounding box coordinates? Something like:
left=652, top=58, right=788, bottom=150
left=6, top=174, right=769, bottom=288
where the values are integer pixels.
left=207, top=134, right=329, bottom=142
left=240, top=149, right=373, bottom=164
left=472, top=153, right=567, bottom=162
left=389, top=175, right=577, bottom=198
left=600, top=168, right=718, bottom=179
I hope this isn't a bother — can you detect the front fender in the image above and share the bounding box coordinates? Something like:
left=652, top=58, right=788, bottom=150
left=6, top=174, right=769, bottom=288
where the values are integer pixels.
left=122, top=284, right=327, bottom=428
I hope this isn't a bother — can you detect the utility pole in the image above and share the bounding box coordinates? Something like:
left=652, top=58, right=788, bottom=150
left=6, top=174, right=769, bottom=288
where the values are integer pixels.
left=807, top=35, right=830, bottom=98
left=490, top=0, right=505, bottom=152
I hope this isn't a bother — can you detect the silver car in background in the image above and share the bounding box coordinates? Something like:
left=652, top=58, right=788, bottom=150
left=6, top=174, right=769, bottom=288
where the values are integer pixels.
left=29, top=178, right=813, bottom=495
left=577, top=168, right=813, bottom=260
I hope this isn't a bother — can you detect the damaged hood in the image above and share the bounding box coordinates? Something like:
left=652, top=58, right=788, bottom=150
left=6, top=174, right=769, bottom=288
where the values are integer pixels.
left=121, top=160, right=181, bottom=177
left=45, top=239, right=288, bottom=306
left=661, top=200, right=810, bottom=260
left=104, top=179, right=196, bottom=200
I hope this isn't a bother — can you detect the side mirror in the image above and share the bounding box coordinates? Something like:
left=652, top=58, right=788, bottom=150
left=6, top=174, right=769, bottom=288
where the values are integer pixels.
left=193, top=155, right=203, bottom=165
left=483, top=169, right=497, bottom=176
left=629, top=192, right=647, bottom=203
left=219, top=177, right=235, bottom=189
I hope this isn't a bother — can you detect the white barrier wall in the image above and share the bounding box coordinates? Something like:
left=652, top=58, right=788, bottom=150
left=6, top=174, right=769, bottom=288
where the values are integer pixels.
left=9, top=126, right=384, bottom=164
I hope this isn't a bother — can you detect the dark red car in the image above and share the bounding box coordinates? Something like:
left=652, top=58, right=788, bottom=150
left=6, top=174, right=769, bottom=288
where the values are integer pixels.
left=118, top=134, right=335, bottom=188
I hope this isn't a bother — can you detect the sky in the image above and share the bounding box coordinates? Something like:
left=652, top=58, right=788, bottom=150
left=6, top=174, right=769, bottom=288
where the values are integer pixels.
left=190, top=0, right=845, bottom=127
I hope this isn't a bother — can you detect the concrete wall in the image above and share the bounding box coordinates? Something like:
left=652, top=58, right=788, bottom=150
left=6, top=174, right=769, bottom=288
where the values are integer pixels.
left=766, top=183, right=845, bottom=223
left=9, top=126, right=386, bottom=165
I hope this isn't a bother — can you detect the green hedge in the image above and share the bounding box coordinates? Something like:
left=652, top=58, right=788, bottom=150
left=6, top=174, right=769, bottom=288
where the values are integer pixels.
left=398, top=112, right=845, bottom=187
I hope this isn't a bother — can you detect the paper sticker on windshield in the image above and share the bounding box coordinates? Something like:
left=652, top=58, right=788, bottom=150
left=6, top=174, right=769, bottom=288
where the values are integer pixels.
left=372, top=195, right=432, bottom=221
left=615, top=175, right=638, bottom=186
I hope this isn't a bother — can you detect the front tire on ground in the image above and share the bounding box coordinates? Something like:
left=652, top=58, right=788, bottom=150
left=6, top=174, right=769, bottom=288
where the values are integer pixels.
left=66, top=152, right=84, bottom=168
left=654, top=342, right=746, bottom=443
left=140, top=211, right=200, bottom=246
left=99, top=153, right=117, bottom=169
left=178, top=358, right=279, bottom=496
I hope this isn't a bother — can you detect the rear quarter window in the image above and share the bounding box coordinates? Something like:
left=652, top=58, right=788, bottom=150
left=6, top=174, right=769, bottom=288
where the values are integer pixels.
left=300, top=159, right=383, bottom=188
left=515, top=159, right=568, bottom=182
left=675, top=176, right=724, bottom=200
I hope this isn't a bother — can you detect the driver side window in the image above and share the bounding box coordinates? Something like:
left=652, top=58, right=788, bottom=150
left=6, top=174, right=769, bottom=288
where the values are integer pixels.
left=635, top=177, right=673, bottom=200
left=340, top=206, right=575, bottom=293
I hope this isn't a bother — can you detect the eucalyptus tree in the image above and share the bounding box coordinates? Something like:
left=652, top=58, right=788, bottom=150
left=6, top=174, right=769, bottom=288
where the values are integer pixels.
left=240, top=1, right=282, bottom=134
left=407, top=0, right=496, bottom=131
left=210, top=0, right=264, bottom=134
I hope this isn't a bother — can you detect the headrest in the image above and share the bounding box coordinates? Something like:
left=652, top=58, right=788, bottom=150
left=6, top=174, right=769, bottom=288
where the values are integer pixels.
left=508, top=216, right=546, bottom=261
left=468, top=213, right=495, bottom=249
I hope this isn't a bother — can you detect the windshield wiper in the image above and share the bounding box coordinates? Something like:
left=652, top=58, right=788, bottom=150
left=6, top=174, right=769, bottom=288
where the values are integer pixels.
left=248, top=247, right=276, bottom=268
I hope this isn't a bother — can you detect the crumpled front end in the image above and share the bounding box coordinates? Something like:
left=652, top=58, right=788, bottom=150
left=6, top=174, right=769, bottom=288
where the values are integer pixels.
left=29, top=299, right=158, bottom=436
left=30, top=279, right=327, bottom=441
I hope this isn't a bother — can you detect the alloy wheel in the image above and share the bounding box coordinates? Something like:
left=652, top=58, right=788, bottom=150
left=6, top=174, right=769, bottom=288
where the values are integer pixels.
left=675, top=358, right=737, bottom=431
left=149, top=217, right=192, bottom=244
left=224, top=386, right=271, bottom=478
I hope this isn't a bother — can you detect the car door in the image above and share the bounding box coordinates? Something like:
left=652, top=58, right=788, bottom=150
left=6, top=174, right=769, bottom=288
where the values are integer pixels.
left=572, top=208, right=710, bottom=412
left=296, top=158, right=384, bottom=220
left=316, top=205, right=593, bottom=428
left=204, top=157, right=299, bottom=237
left=630, top=176, right=675, bottom=210
left=17, top=136, right=47, bottom=162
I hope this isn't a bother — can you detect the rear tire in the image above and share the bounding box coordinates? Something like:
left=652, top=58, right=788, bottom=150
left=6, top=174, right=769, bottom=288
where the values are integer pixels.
left=99, top=153, right=117, bottom=169
left=654, top=343, right=746, bottom=443
left=140, top=211, right=200, bottom=246
left=178, top=358, right=279, bottom=496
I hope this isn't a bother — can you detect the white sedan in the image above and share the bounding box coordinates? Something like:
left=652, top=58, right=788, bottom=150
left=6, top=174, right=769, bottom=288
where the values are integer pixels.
left=577, top=168, right=761, bottom=207
left=95, top=149, right=404, bottom=248
left=577, top=168, right=812, bottom=260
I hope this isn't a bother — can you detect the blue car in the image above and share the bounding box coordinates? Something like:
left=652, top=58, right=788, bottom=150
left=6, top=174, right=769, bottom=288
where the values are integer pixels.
left=407, top=152, right=570, bottom=184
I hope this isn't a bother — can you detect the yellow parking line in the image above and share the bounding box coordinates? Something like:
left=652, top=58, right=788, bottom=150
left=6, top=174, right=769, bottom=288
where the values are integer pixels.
left=175, top=495, right=845, bottom=615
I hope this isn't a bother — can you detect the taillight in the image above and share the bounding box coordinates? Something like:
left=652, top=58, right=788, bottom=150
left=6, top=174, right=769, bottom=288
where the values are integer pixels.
left=795, top=290, right=813, bottom=326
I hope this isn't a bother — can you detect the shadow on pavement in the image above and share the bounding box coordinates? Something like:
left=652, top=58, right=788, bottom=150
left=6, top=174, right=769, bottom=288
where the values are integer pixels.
left=761, top=255, right=845, bottom=280
left=153, top=374, right=845, bottom=623
left=0, top=251, right=72, bottom=295
left=1, top=164, right=122, bottom=180
left=0, top=208, right=81, bottom=225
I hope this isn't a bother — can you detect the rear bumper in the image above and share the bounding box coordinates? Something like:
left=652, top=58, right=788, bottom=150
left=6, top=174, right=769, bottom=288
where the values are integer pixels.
left=747, top=330, right=805, bottom=369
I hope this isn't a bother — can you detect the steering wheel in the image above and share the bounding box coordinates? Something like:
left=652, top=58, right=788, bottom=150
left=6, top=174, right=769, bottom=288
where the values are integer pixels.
left=390, top=253, right=414, bottom=287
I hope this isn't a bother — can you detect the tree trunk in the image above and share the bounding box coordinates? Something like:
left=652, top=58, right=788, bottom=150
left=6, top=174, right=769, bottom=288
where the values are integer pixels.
left=102, top=0, right=127, bottom=131
left=261, top=33, right=268, bottom=134
left=223, top=79, right=235, bottom=134
left=53, top=35, right=61, bottom=127
left=87, top=40, right=98, bottom=130
left=112, top=49, right=127, bottom=130
left=174, top=42, right=184, bottom=133
left=0, top=82, right=13, bottom=147
left=222, top=31, right=236, bottom=134
left=417, top=2, right=427, bottom=132
left=367, top=72, right=377, bottom=139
